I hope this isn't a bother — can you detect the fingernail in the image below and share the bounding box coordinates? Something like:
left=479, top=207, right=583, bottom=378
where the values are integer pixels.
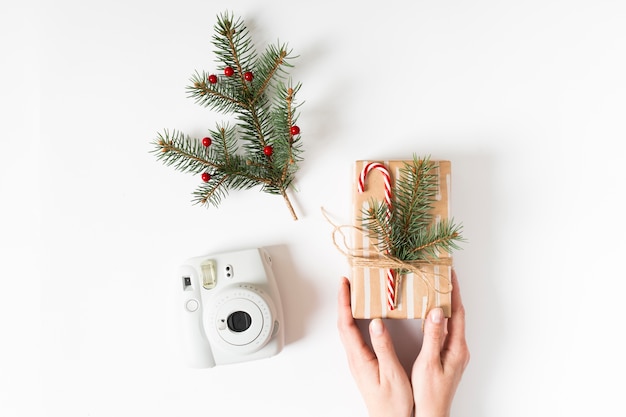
left=370, top=319, right=383, bottom=336
left=431, top=308, right=443, bottom=324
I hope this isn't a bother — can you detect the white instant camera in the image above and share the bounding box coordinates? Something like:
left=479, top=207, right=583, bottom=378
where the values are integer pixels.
left=178, top=248, right=284, bottom=368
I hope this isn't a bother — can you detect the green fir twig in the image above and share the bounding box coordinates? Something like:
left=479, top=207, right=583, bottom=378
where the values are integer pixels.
left=360, top=155, right=464, bottom=267
left=151, top=11, right=303, bottom=220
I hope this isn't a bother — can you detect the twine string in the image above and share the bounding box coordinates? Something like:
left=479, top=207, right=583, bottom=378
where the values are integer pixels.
left=322, top=208, right=452, bottom=323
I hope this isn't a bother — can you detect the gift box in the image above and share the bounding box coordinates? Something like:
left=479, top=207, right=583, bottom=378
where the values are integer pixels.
left=350, top=159, right=454, bottom=319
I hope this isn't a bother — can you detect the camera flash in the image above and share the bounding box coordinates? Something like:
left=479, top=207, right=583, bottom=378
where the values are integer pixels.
left=201, top=259, right=217, bottom=290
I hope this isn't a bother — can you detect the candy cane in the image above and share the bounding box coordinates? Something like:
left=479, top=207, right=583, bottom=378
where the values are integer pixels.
left=358, top=162, right=397, bottom=311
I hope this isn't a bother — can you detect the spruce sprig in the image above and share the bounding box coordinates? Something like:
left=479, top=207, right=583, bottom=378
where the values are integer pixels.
left=361, top=156, right=464, bottom=266
left=151, top=11, right=303, bottom=220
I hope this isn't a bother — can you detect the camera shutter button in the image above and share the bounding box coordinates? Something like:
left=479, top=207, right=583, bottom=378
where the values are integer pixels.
left=185, top=299, right=199, bottom=312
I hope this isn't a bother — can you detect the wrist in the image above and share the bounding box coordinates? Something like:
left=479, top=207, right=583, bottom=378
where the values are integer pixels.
left=369, top=412, right=413, bottom=417
left=414, top=410, right=450, bottom=417
left=368, top=406, right=413, bottom=417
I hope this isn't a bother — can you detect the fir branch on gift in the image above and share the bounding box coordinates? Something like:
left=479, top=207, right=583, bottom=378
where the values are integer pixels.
left=151, top=11, right=303, bottom=220
left=360, top=156, right=464, bottom=264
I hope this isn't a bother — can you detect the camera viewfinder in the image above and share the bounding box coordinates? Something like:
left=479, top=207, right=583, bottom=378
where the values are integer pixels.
left=201, top=259, right=217, bottom=290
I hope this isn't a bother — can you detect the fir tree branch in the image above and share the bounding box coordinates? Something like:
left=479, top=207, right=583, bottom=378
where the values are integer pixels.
left=151, top=11, right=303, bottom=220
left=253, top=46, right=289, bottom=106
left=395, top=156, right=438, bottom=236
left=279, top=86, right=297, bottom=185
left=188, top=71, right=247, bottom=112
left=196, top=174, right=230, bottom=206
left=407, top=231, right=461, bottom=259
left=152, top=130, right=218, bottom=173
left=245, top=107, right=269, bottom=149
left=280, top=189, right=297, bottom=221
left=213, top=13, right=255, bottom=74
left=361, top=203, right=394, bottom=254
left=219, top=14, right=254, bottom=99
left=359, top=156, right=464, bottom=261
left=217, top=125, right=232, bottom=164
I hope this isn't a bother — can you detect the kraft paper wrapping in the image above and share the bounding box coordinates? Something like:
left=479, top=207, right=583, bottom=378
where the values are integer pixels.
left=351, top=160, right=453, bottom=319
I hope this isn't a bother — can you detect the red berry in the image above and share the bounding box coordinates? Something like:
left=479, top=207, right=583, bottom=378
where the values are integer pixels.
left=202, top=137, right=212, bottom=147
left=290, top=125, right=300, bottom=135
left=244, top=71, right=254, bottom=81
left=201, top=172, right=211, bottom=182
left=263, top=145, right=273, bottom=156
left=208, top=74, right=217, bottom=84
left=224, top=66, right=234, bottom=77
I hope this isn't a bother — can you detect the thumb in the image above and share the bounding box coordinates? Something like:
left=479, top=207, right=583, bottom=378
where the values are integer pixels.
left=420, top=308, right=445, bottom=362
left=369, top=319, right=402, bottom=370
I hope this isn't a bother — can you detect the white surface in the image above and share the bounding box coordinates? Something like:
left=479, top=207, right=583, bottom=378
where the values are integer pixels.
left=2, top=1, right=626, bottom=416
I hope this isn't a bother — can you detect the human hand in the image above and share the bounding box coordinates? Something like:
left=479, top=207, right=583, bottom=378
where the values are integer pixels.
left=411, top=269, right=470, bottom=417
left=337, top=277, right=414, bottom=417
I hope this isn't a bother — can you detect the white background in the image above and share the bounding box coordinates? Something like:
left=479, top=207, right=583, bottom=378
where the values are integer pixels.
left=2, top=0, right=626, bottom=416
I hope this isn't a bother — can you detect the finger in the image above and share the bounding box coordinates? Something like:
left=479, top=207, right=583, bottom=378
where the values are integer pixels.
left=368, top=319, right=404, bottom=374
left=443, top=269, right=468, bottom=354
left=419, top=307, right=446, bottom=365
left=337, top=277, right=375, bottom=365
left=337, top=277, right=354, bottom=331
left=441, top=270, right=470, bottom=371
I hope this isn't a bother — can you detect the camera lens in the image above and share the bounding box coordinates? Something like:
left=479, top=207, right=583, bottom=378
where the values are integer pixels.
left=227, top=311, right=252, bottom=332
